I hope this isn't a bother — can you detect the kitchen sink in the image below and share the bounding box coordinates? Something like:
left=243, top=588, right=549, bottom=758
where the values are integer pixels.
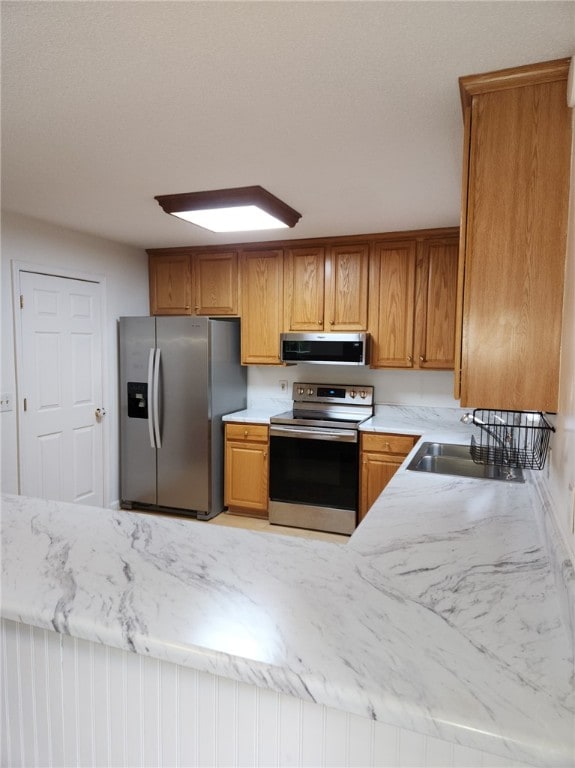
left=406, top=442, right=525, bottom=483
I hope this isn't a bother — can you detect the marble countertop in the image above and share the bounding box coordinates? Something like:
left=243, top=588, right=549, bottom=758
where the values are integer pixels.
left=2, top=405, right=574, bottom=767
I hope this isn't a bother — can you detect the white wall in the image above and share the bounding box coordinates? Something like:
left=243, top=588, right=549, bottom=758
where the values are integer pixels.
left=548, top=109, right=575, bottom=563
left=0, top=211, right=149, bottom=506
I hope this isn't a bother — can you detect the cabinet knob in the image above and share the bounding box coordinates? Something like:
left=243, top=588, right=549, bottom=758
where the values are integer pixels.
left=318, top=320, right=322, bottom=325
left=407, top=355, right=413, bottom=363
left=419, top=355, right=425, bottom=363
left=244, top=429, right=248, bottom=438
left=329, top=320, right=335, bottom=326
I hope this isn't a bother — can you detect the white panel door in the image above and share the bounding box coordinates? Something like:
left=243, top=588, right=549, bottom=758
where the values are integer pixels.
left=19, top=271, right=104, bottom=505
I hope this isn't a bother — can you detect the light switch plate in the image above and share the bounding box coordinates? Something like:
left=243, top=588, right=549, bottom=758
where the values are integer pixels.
left=0, top=393, right=13, bottom=412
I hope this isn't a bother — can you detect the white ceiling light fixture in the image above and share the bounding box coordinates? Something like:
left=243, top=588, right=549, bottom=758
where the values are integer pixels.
left=155, top=186, right=302, bottom=233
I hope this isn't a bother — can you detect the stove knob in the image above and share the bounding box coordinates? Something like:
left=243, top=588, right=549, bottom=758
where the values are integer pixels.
left=307, top=388, right=314, bottom=396
left=349, top=390, right=357, bottom=399
left=360, top=390, right=366, bottom=399
left=297, top=387, right=305, bottom=395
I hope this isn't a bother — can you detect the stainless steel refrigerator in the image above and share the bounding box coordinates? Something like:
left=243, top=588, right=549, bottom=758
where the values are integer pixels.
left=119, top=316, right=246, bottom=518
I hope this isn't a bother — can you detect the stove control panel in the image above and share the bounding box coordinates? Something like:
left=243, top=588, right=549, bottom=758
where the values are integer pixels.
left=292, top=383, right=374, bottom=406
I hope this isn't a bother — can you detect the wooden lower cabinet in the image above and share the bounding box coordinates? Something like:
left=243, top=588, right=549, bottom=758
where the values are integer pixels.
left=224, top=423, right=269, bottom=517
left=359, top=432, right=419, bottom=521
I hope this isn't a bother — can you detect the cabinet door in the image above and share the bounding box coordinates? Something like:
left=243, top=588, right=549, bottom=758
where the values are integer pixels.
left=415, top=238, right=458, bottom=369
left=360, top=453, right=402, bottom=521
left=369, top=241, right=416, bottom=367
left=193, top=251, right=238, bottom=315
left=284, top=246, right=325, bottom=331
left=458, top=68, right=571, bottom=411
left=240, top=249, right=284, bottom=364
left=359, top=433, right=418, bottom=521
left=326, top=244, right=369, bottom=331
left=149, top=254, right=192, bottom=315
left=225, top=424, right=269, bottom=516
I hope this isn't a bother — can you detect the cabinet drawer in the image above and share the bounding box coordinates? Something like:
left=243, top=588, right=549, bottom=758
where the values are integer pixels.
left=361, top=433, right=417, bottom=455
left=225, top=423, right=269, bottom=443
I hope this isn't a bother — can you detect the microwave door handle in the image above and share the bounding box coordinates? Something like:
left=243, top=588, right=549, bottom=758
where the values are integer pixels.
left=147, top=348, right=156, bottom=449
left=152, top=347, right=162, bottom=448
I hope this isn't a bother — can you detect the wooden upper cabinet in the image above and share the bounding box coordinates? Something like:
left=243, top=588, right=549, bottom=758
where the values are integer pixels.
left=369, top=241, right=417, bottom=368
left=284, top=242, right=369, bottom=332
left=148, top=249, right=237, bottom=316
left=284, top=246, right=325, bottom=331
left=414, top=237, right=458, bottom=369
left=193, top=251, right=238, bottom=315
left=456, top=59, right=571, bottom=411
left=240, top=249, right=284, bottom=365
left=149, top=253, right=192, bottom=315
left=326, top=244, right=369, bottom=331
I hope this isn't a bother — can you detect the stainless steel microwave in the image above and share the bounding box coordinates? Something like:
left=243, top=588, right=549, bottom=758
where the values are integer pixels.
left=280, top=332, right=369, bottom=366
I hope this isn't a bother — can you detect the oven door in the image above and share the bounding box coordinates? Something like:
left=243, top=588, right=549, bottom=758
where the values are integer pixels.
left=268, top=425, right=359, bottom=535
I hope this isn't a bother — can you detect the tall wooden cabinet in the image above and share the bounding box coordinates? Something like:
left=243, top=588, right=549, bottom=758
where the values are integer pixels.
left=284, top=243, right=369, bottom=332
left=455, top=58, right=571, bottom=411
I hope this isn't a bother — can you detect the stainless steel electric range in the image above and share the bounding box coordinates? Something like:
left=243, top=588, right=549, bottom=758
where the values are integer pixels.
left=269, top=383, right=374, bottom=535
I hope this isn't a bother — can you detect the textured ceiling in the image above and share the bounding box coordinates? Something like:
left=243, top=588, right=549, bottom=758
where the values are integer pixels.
left=2, top=1, right=574, bottom=250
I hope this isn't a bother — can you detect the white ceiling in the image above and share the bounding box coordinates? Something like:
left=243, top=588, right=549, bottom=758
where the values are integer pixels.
left=2, top=1, right=574, bottom=250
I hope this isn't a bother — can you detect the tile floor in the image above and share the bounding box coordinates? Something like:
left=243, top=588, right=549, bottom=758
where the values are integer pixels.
left=207, top=511, right=350, bottom=544
left=133, top=506, right=349, bottom=544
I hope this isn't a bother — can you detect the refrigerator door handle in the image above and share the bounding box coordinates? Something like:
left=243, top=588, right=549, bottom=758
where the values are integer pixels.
left=153, top=346, right=162, bottom=448
left=147, top=347, right=156, bottom=448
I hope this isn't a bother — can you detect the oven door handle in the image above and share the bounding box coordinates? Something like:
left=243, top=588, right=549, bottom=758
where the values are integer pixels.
left=270, top=425, right=358, bottom=442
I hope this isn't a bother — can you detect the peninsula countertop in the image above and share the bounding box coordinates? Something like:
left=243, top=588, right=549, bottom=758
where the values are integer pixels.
left=2, top=406, right=574, bottom=767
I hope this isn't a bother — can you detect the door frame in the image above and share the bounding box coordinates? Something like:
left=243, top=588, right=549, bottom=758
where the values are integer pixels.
left=11, top=260, right=109, bottom=506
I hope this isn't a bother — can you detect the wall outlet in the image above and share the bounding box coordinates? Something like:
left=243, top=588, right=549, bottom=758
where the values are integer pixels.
left=279, top=380, right=288, bottom=393
left=0, top=393, right=13, bottom=412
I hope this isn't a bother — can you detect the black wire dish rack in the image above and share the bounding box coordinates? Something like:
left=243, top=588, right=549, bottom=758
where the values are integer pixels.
left=469, top=409, right=555, bottom=470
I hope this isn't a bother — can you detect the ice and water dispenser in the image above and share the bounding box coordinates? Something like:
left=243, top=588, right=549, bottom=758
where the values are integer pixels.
left=127, top=382, right=148, bottom=419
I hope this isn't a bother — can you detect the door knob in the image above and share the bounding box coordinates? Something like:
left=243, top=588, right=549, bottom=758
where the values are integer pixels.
left=95, top=408, right=106, bottom=421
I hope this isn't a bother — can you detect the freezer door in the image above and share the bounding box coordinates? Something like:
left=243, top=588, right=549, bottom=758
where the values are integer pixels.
left=119, top=316, right=157, bottom=505
left=156, top=316, right=209, bottom=511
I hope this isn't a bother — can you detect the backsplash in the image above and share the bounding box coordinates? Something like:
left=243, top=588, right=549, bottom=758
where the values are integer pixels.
left=247, top=366, right=459, bottom=409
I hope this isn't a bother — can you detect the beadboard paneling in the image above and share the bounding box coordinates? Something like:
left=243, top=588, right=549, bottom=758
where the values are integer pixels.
left=1, top=619, right=530, bottom=768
